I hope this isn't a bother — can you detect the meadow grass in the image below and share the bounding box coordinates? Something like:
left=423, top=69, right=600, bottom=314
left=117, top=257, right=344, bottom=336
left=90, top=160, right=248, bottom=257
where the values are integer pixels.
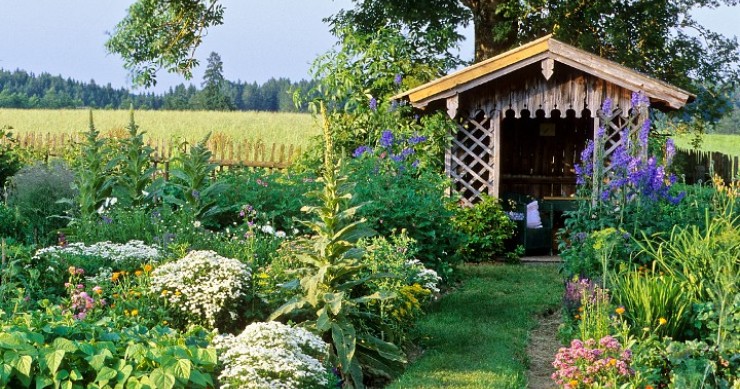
left=0, top=109, right=320, bottom=147
left=673, top=133, right=740, bottom=157
left=389, top=263, right=563, bottom=389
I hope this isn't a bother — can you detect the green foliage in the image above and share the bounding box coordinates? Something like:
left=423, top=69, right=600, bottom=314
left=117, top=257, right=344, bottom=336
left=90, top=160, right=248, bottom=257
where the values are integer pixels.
left=613, top=268, right=695, bottom=339
left=0, top=126, right=21, bottom=187
left=638, top=211, right=740, bottom=352
left=215, top=168, right=320, bottom=233
left=153, top=134, right=228, bottom=224
left=451, top=194, right=517, bottom=262
left=112, top=109, right=155, bottom=207
left=106, top=0, right=225, bottom=87
left=270, top=161, right=405, bottom=388
left=6, top=162, right=76, bottom=245
left=71, top=112, right=116, bottom=220
left=349, top=157, right=462, bottom=280
left=307, top=25, right=453, bottom=162
left=197, top=52, right=234, bottom=111
left=0, top=317, right=216, bottom=389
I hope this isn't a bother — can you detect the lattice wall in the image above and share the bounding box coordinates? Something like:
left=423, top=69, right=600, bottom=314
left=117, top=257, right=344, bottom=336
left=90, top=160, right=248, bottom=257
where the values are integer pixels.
left=446, top=110, right=496, bottom=206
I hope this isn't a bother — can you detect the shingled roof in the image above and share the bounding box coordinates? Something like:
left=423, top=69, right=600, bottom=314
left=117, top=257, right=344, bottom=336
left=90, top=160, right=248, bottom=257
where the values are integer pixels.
left=393, top=35, right=694, bottom=110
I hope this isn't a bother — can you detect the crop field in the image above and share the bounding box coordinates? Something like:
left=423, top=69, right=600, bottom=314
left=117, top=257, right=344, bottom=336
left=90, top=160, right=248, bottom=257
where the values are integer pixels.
left=673, top=133, right=740, bottom=157
left=0, top=109, right=320, bottom=147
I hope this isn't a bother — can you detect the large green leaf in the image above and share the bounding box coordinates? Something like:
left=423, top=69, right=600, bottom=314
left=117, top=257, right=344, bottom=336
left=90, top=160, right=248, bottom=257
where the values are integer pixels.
left=324, top=292, right=345, bottom=315
left=269, top=296, right=307, bottom=321
left=149, top=368, right=175, bottom=389
left=43, top=349, right=65, bottom=375
left=14, top=354, right=32, bottom=378
left=95, top=366, right=118, bottom=385
left=331, top=322, right=356, bottom=373
left=171, top=358, right=192, bottom=381
left=357, top=333, right=406, bottom=363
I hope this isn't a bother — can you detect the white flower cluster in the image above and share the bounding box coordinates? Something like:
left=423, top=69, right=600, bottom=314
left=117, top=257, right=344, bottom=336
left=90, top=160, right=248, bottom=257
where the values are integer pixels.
left=405, top=259, right=442, bottom=293
left=150, top=250, right=251, bottom=328
left=213, top=321, right=330, bottom=389
left=34, top=240, right=162, bottom=265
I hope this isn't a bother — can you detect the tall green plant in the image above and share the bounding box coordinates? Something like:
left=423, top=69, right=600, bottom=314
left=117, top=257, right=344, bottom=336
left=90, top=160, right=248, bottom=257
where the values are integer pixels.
left=158, top=134, right=227, bottom=222
left=72, top=111, right=115, bottom=219
left=270, top=104, right=405, bottom=388
left=113, top=109, right=155, bottom=207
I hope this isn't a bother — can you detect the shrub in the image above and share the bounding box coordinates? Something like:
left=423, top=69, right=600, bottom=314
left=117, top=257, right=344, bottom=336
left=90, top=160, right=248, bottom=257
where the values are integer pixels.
left=213, top=321, right=333, bottom=389
left=349, top=154, right=462, bottom=280
left=358, top=234, right=441, bottom=344
left=451, top=194, right=517, bottom=262
left=150, top=250, right=251, bottom=330
left=6, top=161, right=76, bottom=245
left=215, top=168, right=319, bottom=233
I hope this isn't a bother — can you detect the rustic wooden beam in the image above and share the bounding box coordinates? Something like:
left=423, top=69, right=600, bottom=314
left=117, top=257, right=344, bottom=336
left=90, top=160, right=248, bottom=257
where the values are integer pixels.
left=541, top=58, right=554, bottom=81
left=446, top=95, right=459, bottom=119
left=491, top=110, right=501, bottom=199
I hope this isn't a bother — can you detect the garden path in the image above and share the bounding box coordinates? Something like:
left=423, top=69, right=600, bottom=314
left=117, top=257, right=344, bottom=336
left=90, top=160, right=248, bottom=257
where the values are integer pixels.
left=525, top=308, right=560, bottom=389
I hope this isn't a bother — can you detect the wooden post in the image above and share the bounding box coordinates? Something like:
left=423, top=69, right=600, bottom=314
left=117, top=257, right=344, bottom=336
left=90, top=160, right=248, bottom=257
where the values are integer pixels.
left=491, top=109, right=501, bottom=199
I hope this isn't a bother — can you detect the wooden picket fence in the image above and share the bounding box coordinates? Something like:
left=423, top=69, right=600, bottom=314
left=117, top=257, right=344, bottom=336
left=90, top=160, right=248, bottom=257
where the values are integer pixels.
left=675, top=147, right=739, bottom=184
left=2, top=131, right=302, bottom=170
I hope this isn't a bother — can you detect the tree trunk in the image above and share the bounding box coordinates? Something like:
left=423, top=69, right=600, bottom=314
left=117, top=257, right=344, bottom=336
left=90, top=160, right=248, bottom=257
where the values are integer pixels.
left=461, top=0, right=520, bottom=63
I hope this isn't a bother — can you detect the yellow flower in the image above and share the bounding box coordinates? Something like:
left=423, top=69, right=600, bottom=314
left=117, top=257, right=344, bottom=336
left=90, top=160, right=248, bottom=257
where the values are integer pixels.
left=131, top=309, right=139, bottom=317
left=68, top=266, right=77, bottom=275
left=658, top=317, right=667, bottom=325
left=569, top=380, right=579, bottom=388
left=615, top=306, right=625, bottom=315
left=135, top=270, right=143, bottom=277
left=174, top=290, right=181, bottom=296
left=143, top=264, right=153, bottom=273
left=161, top=290, right=169, bottom=296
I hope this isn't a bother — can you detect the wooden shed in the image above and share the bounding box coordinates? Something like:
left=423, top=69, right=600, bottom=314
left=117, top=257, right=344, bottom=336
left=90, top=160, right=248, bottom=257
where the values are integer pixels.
left=393, top=35, right=694, bottom=206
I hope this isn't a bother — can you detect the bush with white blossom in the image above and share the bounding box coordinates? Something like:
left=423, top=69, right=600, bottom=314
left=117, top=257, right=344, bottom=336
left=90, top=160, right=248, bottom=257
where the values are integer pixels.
left=34, top=240, right=162, bottom=269
left=213, top=321, right=331, bottom=389
left=150, top=250, right=251, bottom=329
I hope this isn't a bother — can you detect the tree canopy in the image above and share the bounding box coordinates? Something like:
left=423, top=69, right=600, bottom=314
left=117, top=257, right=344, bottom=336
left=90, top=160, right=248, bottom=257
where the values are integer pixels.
left=107, top=0, right=740, bottom=118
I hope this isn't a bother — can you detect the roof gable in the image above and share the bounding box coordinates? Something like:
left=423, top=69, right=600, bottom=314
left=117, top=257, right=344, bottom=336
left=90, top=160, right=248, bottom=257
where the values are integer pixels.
left=393, top=35, right=694, bottom=110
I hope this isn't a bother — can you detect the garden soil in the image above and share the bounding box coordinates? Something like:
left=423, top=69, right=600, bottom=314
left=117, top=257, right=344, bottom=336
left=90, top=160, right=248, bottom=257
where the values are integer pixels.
left=526, top=309, right=561, bottom=389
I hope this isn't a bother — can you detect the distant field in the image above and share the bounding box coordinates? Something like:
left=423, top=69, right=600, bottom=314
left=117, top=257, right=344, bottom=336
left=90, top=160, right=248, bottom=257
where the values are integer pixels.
left=673, top=133, right=740, bottom=157
left=0, top=109, right=320, bottom=147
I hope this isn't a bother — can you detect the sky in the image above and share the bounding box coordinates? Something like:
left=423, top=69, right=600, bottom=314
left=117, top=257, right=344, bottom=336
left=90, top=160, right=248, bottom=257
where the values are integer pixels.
left=0, top=1, right=738, bottom=94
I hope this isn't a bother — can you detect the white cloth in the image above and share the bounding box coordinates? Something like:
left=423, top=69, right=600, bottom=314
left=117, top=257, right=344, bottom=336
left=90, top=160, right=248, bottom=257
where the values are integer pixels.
left=526, top=200, right=543, bottom=229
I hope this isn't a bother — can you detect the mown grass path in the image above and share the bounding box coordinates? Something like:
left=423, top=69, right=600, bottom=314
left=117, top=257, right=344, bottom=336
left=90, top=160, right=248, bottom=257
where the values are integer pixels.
left=389, top=263, right=563, bottom=389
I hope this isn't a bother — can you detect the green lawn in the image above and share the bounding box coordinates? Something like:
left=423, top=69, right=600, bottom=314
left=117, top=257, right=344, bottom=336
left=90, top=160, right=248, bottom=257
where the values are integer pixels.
left=389, top=263, right=563, bottom=389
left=673, top=133, right=740, bottom=157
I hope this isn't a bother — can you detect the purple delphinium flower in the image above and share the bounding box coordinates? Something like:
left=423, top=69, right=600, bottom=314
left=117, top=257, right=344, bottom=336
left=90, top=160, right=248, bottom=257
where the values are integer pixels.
left=666, top=138, right=676, bottom=164
left=369, top=97, right=378, bottom=111
left=408, top=134, right=428, bottom=145
left=631, top=91, right=650, bottom=108
left=353, top=145, right=372, bottom=158
left=401, top=148, right=415, bottom=158
left=390, top=154, right=404, bottom=163
left=394, top=73, right=403, bottom=85
left=575, top=140, right=595, bottom=184
left=379, top=130, right=394, bottom=148
left=412, top=159, right=420, bottom=168
left=601, top=98, right=613, bottom=114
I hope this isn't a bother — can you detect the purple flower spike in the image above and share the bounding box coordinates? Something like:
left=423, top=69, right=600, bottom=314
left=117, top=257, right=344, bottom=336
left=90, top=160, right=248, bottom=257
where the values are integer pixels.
left=369, top=97, right=378, bottom=111
left=379, top=130, right=394, bottom=148
left=394, top=73, right=403, bottom=85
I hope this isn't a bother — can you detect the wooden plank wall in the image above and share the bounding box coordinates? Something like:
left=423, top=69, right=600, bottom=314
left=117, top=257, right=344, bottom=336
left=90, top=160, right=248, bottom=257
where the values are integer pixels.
left=674, top=148, right=739, bottom=184
left=461, top=62, right=633, bottom=118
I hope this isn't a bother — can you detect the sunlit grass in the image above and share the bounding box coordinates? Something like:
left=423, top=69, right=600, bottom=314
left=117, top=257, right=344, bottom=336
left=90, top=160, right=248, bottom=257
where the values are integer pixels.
left=389, top=264, right=563, bottom=389
left=0, top=109, right=320, bottom=147
left=673, top=133, right=740, bottom=157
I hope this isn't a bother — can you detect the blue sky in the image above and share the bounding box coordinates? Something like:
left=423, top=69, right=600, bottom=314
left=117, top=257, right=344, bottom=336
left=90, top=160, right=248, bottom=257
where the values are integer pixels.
left=0, top=1, right=737, bottom=93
